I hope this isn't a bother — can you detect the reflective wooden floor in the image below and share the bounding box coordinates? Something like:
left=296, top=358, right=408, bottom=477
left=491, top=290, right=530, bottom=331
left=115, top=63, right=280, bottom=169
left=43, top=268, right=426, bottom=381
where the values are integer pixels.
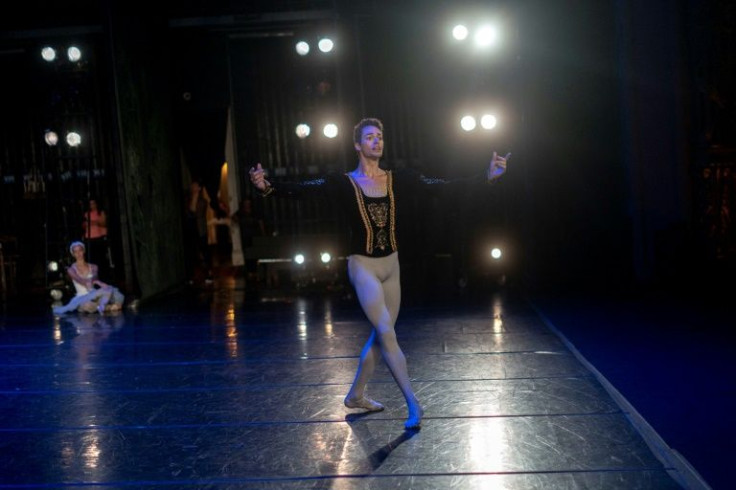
left=0, top=279, right=694, bottom=488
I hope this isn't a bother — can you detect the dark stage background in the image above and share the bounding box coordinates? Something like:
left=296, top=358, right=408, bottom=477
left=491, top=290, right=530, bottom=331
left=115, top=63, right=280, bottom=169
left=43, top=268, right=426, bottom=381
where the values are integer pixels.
left=0, top=0, right=733, bottom=304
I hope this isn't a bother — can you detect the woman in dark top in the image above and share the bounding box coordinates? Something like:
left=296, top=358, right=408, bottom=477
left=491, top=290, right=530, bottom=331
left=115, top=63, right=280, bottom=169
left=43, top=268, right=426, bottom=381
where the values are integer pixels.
left=250, top=117, right=509, bottom=429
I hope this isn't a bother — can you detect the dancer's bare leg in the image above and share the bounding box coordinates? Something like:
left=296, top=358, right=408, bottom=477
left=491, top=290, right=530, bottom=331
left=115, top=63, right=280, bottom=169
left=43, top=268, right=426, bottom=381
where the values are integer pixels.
left=347, top=254, right=423, bottom=428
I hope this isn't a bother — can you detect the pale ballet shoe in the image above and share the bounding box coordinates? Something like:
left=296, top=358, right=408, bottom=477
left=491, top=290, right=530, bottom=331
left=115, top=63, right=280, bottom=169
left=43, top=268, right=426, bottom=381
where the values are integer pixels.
left=404, top=406, right=424, bottom=430
left=344, top=396, right=385, bottom=412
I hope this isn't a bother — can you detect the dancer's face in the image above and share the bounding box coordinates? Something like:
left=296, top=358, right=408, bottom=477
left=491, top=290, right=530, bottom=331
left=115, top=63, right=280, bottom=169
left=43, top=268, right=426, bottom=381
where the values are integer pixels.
left=71, top=245, right=85, bottom=261
left=355, top=125, right=383, bottom=159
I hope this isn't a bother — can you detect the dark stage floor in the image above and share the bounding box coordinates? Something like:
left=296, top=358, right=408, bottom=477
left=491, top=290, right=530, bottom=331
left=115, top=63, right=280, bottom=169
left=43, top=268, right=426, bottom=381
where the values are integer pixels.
left=0, top=276, right=721, bottom=489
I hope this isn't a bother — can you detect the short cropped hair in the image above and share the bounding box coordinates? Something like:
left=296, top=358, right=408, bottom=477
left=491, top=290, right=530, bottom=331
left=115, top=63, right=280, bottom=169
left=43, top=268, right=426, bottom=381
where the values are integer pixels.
left=353, top=118, right=384, bottom=145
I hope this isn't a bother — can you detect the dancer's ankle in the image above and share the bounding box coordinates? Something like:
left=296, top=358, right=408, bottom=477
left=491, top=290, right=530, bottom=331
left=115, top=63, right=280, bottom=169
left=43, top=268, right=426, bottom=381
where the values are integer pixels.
left=405, top=404, right=424, bottom=430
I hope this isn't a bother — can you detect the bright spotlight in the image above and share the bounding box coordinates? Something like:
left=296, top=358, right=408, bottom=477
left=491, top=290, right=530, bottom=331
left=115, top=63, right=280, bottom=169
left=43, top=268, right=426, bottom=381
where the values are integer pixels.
left=295, top=41, right=310, bottom=56
left=323, top=123, right=338, bottom=138
left=452, top=24, right=469, bottom=41
left=490, top=247, right=502, bottom=260
left=41, top=46, right=56, bottom=62
left=318, top=38, right=334, bottom=53
left=460, top=115, right=476, bottom=131
left=294, top=253, right=305, bottom=265
left=295, top=123, right=311, bottom=139
left=44, top=130, right=59, bottom=146
left=475, top=25, right=499, bottom=47
left=47, top=261, right=59, bottom=272
left=65, top=132, right=82, bottom=147
left=480, top=114, right=498, bottom=130
left=67, top=46, right=82, bottom=62
left=320, top=252, right=331, bottom=264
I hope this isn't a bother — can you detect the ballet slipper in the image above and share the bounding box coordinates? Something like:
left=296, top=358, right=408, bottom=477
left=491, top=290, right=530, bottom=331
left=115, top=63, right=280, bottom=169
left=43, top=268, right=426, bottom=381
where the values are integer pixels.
left=404, top=405, right=424, bottom=430
left=344, top=396, right=385, bottom=412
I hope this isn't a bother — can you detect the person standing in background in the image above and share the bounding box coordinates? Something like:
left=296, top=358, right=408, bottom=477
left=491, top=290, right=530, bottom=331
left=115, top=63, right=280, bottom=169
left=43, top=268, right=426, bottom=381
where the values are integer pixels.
left=82, top=198, right=113, bottom=279
left=185, top=179, right=214, bottom=284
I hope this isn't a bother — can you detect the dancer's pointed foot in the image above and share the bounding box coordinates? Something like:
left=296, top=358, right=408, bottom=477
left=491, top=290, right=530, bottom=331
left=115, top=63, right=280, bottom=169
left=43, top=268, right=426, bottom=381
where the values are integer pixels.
left=344, top=396, right=385, bottom=412
left=404, top=405, right=424, bottom=430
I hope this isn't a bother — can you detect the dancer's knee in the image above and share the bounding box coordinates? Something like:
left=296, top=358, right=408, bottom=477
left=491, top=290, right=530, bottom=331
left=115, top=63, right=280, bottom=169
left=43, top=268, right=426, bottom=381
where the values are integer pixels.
left=376, top=328, right=399, bottom=351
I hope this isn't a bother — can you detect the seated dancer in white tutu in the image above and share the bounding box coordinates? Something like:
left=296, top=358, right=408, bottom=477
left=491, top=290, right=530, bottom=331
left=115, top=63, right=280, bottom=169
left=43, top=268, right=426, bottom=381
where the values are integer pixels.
left=52, top=241, right=125, bottom=315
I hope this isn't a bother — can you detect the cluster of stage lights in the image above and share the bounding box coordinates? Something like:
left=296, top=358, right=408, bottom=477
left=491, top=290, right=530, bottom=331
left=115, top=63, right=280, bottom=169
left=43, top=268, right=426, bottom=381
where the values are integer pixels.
left=41, top=45, right=83, bottom=63
left=295, top=37, right=335, bottom=56
left=41, top=45, right=85, bottom=148
left=451, top=22, right=500, bottom=48
left=293, top=36, right=336, bottom=139
left=451, top=21, right=501, bottom=133
left=295, top=122, right=339, bottom=139
left=460, top=113, right=498, bottom=132
left=293, top=252, right=332, bottom=265
left=44, top=129, right=82, bottom=147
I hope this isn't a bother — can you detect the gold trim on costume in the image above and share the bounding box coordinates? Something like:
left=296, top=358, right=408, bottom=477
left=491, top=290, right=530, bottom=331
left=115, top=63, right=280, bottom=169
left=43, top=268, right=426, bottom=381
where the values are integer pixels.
left=346, top=171, right=397, bottom=255
left=387, top=171, right=397, bottom=251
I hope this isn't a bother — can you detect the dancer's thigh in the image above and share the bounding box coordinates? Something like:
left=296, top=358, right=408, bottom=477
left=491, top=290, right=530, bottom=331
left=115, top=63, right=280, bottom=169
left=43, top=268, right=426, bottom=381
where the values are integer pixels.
left=348, top=256, right=391, bottom=330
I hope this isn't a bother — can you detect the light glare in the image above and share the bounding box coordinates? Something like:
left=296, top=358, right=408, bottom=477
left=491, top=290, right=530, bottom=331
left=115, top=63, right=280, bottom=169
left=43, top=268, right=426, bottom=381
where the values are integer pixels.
left=295, top=123, right=311, bottom=139
left=294, top=253, right=305, bottom=265
left=320, top=252, right=331, bottom=264
left=295, top=41, right=310, bottom=56
left=481, top=114, right=498, bottom=130
left=66, top=132, right=82, bottom=147
left=323, top=123, right=338, bottom=138
left=41, top=47, right=56, bottom=62
left=318, top=38, right=334, bottom=53
left=460, top=116, right=476, bottom=131
left=67, top=46, right=82, bottom=62
left=475, top=25, right=499, bottom=47
left=452, top=25, right=469, bottom=41
left=44, top=130, right=59, bottom=146
left=490, top=248, right=502, bottom=259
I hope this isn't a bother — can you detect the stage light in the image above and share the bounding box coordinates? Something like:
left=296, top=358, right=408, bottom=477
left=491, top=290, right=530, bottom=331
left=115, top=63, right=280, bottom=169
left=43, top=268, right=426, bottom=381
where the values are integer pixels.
left=47, top=261, right=59, bottom=272
left=65, top=132, right=82, bottom=147
left=452, top=24, right=469, bottom=41
left=44, top=130, right=59, bottom=146
left=318, top=38, right=334, bottom=53
left=294, top=253, right=305, bottom=265
left=460, top=115, right=477, bottom=131
left=50, top=289, right=63, bottom=300
left=295, top=41, right=310, bottom=56
left=67, top=46, right=82, bottom=62
left=475, top=25, right=499, bottom=47
left=320, top=252, right=331, bottom=264
left=41, top=46, right=56, bottom=62
left=295, top=123, right=311, bottom=139
left=323, top=123, right=338, bottom=138
left=490, top=247, right=502, bottom=260
left=480, top=114, right=497, bottom=130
